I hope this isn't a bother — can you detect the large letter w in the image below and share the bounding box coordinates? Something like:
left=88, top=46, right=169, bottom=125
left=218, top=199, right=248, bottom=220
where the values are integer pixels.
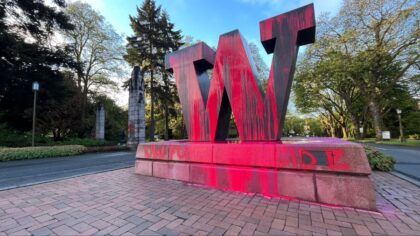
left=165, top=4, right=315, bottom=141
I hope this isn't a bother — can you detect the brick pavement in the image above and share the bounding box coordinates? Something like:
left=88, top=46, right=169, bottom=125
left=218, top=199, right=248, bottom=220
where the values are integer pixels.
left=0, top=168, right=419, bottom=235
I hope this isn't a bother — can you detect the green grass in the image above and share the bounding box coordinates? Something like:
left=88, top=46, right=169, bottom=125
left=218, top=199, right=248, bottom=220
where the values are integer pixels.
left=357, top=138, right=420, bottom=147
left=0, top=145, right=87, bottom=161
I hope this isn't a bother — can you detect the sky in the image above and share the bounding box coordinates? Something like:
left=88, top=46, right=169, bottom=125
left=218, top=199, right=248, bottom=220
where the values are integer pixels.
left=72, top=0, right=343, bottom=107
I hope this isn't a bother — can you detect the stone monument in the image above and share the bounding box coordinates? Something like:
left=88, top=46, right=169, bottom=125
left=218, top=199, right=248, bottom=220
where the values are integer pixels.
left=95, top=104, right=105, bottom=140
left=135, top=4, right=376, bottom=210
left=128, top=66, right=145, bottom=148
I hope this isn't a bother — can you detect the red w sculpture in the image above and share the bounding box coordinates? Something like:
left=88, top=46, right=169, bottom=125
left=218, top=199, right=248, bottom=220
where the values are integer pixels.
left=166, top=4, right=315, bottom=141
left=136, top=4, right=377, bottom=210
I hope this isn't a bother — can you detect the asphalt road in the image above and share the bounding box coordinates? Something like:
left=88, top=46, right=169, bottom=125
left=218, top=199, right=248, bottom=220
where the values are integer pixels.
left=2, top=145, right=418, bottom=190
left=0, top=151, right=135, bottom=190
left=366, top=143, right=420, bottom=181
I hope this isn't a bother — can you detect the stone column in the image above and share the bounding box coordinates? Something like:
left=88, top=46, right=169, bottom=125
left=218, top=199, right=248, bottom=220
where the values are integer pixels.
left=127, top=66, right=145, bottom=148
left=95, top=104, right=105, bottom=140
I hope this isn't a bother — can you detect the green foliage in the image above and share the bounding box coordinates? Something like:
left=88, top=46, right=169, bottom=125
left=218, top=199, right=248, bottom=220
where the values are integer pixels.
left=403, top=112, right=420, bottom=136
left=294, top=0, right=419, bottom=140
left=93, top=95, right=128, bottom=142
left=0, top=124, right=31, bottom=147
left=36, top=72, right=83, bottom=140
left=64, top=1, right=125, bottom=137
left=0, top=123, right=116, bottom=147
left=84, top=145, right=129, bottom=153
left=0, top=145, right=86, bottom=162
left=364, top=146, right=396, bottom=171
left=126, top=0, right=182, bottom=140
left=0, top=0, right=75, bottom=131
left=283, top=114, right=325, bottom=137
left=64, top=1, right=124, bottom=96
left=358, top=138, right=420, bottom=147
left=408, top=134, right=419, bottom=140
left=248, top=42, right=269, bottom=94
left=52, top=138, right=113, bottom=147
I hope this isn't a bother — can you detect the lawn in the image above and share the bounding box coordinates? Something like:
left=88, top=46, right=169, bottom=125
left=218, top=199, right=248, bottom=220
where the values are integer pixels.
left=357, top=138, right=420, bottom=147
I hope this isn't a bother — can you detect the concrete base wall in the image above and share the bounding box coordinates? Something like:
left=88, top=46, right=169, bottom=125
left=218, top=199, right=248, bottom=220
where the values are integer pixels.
left=135, top=138, right=377, bottom=210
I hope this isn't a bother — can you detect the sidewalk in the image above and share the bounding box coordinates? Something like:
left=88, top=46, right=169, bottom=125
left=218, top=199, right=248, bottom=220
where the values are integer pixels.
left=0, top=168, right=419, bottom=235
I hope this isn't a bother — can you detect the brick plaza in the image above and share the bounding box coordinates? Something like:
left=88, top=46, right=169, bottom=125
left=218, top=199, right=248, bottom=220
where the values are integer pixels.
left=0, top=168, right=419, bottom=235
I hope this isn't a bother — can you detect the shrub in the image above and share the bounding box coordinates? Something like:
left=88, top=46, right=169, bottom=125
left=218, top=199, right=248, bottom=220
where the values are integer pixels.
left=84, top=145, right=129, bottom=153
left=408, top=134, right=419, bottom=140
left=0, top=124, right=31, bottom=147
left=364, top=146, right=396, bottom=171
left=51, top=138, right=114, bottom=147
left=0, top=145, right=86, bottom=161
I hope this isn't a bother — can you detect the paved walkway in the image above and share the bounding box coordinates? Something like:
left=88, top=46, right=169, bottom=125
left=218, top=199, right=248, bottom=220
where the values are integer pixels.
left=0, top=168, right=419, bottom=235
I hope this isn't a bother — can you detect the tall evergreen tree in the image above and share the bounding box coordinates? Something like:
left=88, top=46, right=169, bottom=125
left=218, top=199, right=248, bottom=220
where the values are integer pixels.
left=158, top=11, right=182, bottom=140
left=125, top=0, right=182, bottom=141
left=0, top=0, right=75, bottom=131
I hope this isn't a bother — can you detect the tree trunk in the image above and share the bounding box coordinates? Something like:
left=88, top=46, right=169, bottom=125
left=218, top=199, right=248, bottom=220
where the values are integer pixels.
left=360, top=122, right=365, bottom=139
left=355, top=123, right=361, bottom=139
left=347, top=112, right=361, bottom=139
left=79, top=87, right=88, bottom=137
left=164, top=103, right=169, bottom=140
left=163, top=73, right=169, bottom=140
left=53, top=129, right=57, bottom=141
left=150, top=70, right=155, bottom=141
left=368, top=98, right=383, bottom=140
left=342, top=126, right=348, bottom=139
left=330, top=127, right=336, bottom=138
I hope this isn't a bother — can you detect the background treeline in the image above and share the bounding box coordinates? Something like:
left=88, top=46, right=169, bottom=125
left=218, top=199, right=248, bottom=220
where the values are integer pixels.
left=0, top=0, right=128, bottom=146
left=0, top=0, right=419, bottom=147
left=293, top=0, right=419, bottom=140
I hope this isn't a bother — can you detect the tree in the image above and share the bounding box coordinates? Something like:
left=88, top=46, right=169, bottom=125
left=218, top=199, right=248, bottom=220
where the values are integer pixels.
left=37, top=72, right=82, bottom=140
left=248, top=42, right=269, bottom=92
left=0, top=0, right=75, bottom=131
left=325, top=0, right=419, bottom=140
left=125, top=0, right=182, bottom=141
left=64, top=1, right=124, bottom=135
left=294, top=50, right=367, bottom=139
left=157, top=11, right=182, bottom=140
left=181, top=35, right=200, bottom=48
left=294, top=0, right=419, bottom=140
left=126, top=0, right=162, bottom=141
left=283, top=113, right=325, bottom=137
left=93, top=95, right=128, bottom=141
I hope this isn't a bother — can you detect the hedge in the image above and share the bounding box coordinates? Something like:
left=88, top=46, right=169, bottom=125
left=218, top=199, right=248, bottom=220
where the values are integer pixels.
left=364, top=145, right=396, bottom=171
left=84, top=145, right=129, bottom=153
left=0, top=145, right=87, bottom=161
left=52, top=138, right=114, bottom=147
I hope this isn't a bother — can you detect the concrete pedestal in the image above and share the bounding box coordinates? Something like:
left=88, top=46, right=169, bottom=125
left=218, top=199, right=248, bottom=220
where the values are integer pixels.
left=135, top=138, right=376, bottom=210
left=127, top=66, right=145, bottom=148
left=95, top=104, right=105, bottom=140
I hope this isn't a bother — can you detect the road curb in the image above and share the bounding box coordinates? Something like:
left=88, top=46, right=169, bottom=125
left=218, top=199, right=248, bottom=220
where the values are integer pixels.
left=391, top=171, right=420, bottom=187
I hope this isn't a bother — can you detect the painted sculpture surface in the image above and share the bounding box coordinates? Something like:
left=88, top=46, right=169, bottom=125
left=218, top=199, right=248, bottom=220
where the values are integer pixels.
left=165, top=4, right=315, bottom=141
left=135, top=4, right=377, bottom=210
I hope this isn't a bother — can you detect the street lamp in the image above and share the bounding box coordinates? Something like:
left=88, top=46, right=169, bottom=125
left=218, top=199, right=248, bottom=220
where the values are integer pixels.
left=32, top=81, right=39, bottom=147
left=396, top=108, right=405, bottom=142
